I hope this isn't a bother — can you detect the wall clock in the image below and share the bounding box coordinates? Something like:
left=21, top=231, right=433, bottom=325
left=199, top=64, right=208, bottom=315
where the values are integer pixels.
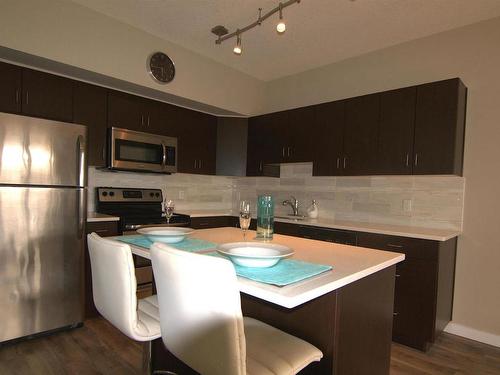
left=147, top=52, right=175, bottom=84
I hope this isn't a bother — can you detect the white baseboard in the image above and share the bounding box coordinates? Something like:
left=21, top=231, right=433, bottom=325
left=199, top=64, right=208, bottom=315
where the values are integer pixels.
left=444, top=322, right=500, bottom=348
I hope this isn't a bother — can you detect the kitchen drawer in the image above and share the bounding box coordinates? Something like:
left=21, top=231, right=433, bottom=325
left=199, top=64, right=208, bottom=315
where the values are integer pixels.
left=299, top=225, right=357, bottom=245
left=191, top=216, right=233, bottom=229
left=86, top=221, right=119, bottom=237
left=357, top=232, right=438, bottom=261
left=135, top=266, right=153, bottom=285
left=137, top=283, right=153, bottom=300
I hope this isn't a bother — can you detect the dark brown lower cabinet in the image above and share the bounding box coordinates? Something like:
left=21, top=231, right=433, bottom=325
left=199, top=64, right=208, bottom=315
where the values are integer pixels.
left=190, top=216, right=238, bottom=229
left=357, top=232, right=457, bottom=351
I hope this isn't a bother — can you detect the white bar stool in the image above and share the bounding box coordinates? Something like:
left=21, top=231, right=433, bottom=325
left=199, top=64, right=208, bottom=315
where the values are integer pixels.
left=87, top=233, right=174, bottom=375
left=151, top=243, right=323, bottom=375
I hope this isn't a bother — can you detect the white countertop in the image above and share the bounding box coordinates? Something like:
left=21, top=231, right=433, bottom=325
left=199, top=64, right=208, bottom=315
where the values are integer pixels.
left=177, top=209, right=460, bottom=241
left=87, top=212, right=120, bottom=222
left=123, top=227, right=404, bottom=309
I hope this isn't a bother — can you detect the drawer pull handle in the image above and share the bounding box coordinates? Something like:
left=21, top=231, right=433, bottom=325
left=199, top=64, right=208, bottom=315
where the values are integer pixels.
left=393, top=312, right=399, bottom=316
left=94, top=229, right=109, bottom=234
left=395, top=274, right=401, bottom=278
left=387, top=243, right=403, bottom=248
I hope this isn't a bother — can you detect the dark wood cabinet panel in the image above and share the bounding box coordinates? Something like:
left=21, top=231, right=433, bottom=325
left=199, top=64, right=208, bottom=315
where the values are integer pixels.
left=107, top=91, right=146, bottom=131
left=414, top=78, right=467, bottom=175
left=22, top=69, right=73, bottom=122
left=190, top=216, right=235, bottom=229
left=378, top=87, right=416, bottom=175
left=357, top=231, right=457, bottom=351
left=343, top=93, right=380, bottom=175
left=73, top=82, right=108, bottom=167
left=287, top=106, right=315, bottom=162
left=313, top=101, right=345, bottom=176
left=246, top=112, right=284, bottom=175
left=0, top=61, right=22, bottom=114
left=177, top=109, right=217, bottom=175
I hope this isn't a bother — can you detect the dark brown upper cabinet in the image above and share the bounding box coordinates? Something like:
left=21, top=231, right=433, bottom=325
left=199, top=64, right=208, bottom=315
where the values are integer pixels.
left=246, top=112, right=285, bottom=176
left=377, top=87, right=417, bottom=175
left=22, top=69, right=73, bottom=122
left=73, top=82, right=108, bottom=167
left=342, top=93, right=380, bottom=175
left=313, top=101, right=345, bottom=176
left=107, top=91, right=148, bottom=131
left=176, top=108, right=217, bottom=175
left=413, top=78, right=466, bottom=175
left=0, top=61, right=22, bottom=114
left=287, top=106, right=315, bottom=163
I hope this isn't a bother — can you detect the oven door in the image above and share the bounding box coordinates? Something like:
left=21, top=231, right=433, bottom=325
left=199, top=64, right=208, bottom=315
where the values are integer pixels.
left=110, top=127, right=177, bottom=173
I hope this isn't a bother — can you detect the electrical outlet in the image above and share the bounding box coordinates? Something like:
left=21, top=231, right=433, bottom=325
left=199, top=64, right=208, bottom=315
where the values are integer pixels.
left=402, top=199, right=412, bottom=213
left=178, top=191, right=185, bottom=199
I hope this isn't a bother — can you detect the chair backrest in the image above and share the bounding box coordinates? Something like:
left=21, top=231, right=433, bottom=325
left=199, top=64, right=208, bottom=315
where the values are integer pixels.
left=87, top=233, right=140, bottom=341
left=151, top=243, right=246, bottom=375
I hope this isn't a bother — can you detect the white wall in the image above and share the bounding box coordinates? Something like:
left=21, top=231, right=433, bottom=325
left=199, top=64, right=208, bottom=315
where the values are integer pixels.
left=0, top=0, right=265, bottom=116
left=263, top=17, right=500, bottom=341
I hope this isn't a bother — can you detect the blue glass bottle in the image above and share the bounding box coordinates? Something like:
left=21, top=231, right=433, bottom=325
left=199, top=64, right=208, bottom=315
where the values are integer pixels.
left=256, top=195, right=274, bottom=240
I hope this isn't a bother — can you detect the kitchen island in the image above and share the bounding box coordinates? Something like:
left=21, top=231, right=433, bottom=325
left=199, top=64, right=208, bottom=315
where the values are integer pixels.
left=126, top=227, right=404, bottom=375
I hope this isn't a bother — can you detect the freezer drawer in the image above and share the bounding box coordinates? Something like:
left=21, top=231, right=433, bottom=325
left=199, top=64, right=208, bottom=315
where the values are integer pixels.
left=0, top=186, right=85, bottom=342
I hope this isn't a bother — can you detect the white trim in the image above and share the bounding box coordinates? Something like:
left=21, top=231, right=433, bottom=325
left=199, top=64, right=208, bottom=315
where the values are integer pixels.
left=444, top=322, right=500, bottom=348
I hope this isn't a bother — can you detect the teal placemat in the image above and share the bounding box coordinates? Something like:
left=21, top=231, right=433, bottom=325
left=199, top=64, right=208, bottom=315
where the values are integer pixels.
left=210, top=253, right=332, bottom=286
left=115, top=235, right=217, bottom=253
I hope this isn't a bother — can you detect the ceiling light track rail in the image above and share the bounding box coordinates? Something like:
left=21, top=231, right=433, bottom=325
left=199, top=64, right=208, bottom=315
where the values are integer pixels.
left=213, top=0, right=301, bottom=45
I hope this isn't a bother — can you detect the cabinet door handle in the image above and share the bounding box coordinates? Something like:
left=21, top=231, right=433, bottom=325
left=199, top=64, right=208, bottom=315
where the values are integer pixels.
left=259, top=161, right=263, bottom=172
left=336, top=157, right=340, bottom=169
left=282, top=147, right=285, bottom=157
left=25, top=91, right=29, bottom=105
left=343, top=157, right=347, bottom=169
left=287, top=147, right=291, bottom=157
left=393, top=312, right=399, bottom=317
left=414, top=153, right=419, bottom=166
left=395, top=274, right=401, bottom=278
left=199, top=159, right=202, bottom=169
left=405, top=153, right=409, bottom=167
left=15, top=89, right=20, bottom=104
left=194, top=160, right=197, bottom=169
left=141, top=115, right=144, bottom=127
left=387, top=243, right=403, bottom=248
left=147, top=116, right=150, bottom=127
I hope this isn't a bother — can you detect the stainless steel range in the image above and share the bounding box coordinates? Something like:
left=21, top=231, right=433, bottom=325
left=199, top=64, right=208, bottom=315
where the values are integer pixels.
left=95, top=187, right=190, bottom=234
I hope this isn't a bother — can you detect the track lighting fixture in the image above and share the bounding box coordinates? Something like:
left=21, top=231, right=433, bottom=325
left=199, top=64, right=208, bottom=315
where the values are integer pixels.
left=276, top=3, right=286, bottom=34
left=233, top=32, right=242, bottom=55
left=211, top=0, right=300, bottom=55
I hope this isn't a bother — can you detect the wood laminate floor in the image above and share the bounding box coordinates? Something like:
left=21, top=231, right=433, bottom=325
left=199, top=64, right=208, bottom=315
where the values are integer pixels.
left=0, top=318, right=499, bottom=375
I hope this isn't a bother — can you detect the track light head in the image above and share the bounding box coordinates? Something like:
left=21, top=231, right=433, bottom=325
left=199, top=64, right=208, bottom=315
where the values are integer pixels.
left=233, top=33, right=242, bottom=55
left=276, top=3, right=286, bottom=34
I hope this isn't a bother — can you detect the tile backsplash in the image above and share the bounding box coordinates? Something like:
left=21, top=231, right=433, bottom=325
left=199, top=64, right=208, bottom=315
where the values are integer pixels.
left=88, top=163, right=465, bottom=231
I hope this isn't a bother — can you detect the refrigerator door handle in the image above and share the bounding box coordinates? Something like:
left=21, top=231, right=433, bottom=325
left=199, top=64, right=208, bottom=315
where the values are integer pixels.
left=77, top=188, right=86, bottom=240
left=76, top=135, right=86, bottom=187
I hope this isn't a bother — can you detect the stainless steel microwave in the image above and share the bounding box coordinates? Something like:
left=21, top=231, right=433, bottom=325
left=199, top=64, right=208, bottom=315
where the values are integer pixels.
left=109, top=127, right=177, bottom=173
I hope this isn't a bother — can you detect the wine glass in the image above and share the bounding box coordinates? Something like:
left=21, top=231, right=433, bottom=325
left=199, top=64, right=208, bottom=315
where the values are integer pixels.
left=239, top=200, right=251, bottom=240
left=164, top=199, right=175, bottom=224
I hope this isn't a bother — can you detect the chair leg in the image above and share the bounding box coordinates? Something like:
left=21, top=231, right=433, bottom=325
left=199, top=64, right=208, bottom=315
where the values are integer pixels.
left=142, top=341, right=178, bottom=375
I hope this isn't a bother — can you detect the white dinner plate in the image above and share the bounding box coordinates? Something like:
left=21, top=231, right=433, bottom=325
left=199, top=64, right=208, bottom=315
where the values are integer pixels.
left=137, top=227, right=194, bottom=244
left=217, top=242, right=294, bottom=268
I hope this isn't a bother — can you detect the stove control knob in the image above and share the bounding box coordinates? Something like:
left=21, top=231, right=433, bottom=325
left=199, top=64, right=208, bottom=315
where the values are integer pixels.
left=155, top=192, right=160, bottom=197
left=150, top=192, right=154, bottom=197
left=109, top=191, right=115, bottom=197
left=102, top=191, right=108, bottom=197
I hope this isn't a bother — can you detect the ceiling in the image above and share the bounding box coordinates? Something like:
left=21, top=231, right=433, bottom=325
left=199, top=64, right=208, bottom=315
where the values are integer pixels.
left=70, top=0, right=500, bottom=81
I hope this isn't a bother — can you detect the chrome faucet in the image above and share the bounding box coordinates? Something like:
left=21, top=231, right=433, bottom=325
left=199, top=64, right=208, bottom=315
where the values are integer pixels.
left=282, top=196, right=300, bottom=216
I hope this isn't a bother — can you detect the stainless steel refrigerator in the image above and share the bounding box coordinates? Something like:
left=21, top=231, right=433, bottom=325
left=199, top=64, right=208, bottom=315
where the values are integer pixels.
left=0, top=112, right=87, bottom=343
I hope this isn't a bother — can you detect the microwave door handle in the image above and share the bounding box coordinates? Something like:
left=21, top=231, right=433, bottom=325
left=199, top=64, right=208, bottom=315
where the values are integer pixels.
left=161, top=142, right=167, bottom=168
